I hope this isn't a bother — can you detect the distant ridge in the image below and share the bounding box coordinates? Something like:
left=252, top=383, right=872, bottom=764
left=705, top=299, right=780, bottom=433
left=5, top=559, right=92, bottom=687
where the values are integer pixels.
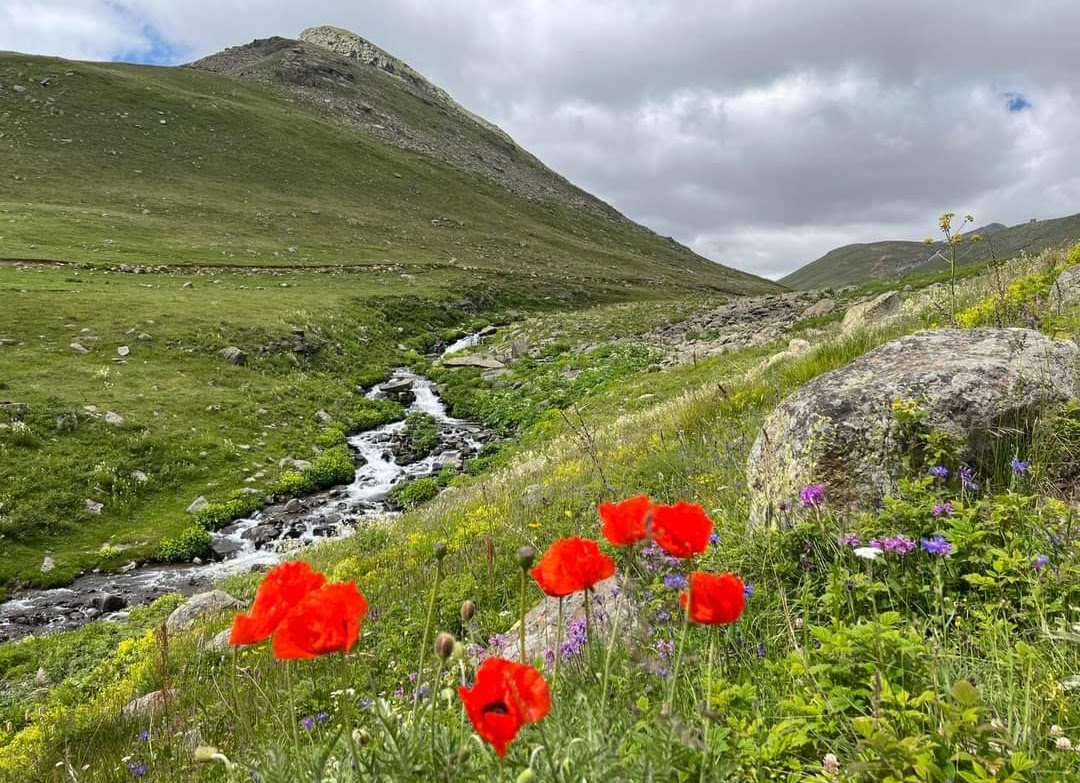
left=780, top=212, right=1080, bottom=290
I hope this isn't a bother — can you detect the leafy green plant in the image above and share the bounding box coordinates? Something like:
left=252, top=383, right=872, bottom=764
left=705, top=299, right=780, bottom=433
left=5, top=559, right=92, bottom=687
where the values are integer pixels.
left=386, top=477, right=440, bottom=509
left=157, top=526, right=213, bottom=563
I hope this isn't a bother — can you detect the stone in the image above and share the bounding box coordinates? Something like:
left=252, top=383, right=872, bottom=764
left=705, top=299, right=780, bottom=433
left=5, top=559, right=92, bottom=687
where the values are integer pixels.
left=316, top=409, right=333, bottom=424
left=841, top=291, right=904, bottom=333
left=284, top=498, right=303, bottom=513
left=241, top=524, right=279, bottom=549
left=130, top=470, right=149, bottom=483
left=70, top=342, right=89, bottom=353
left=206, top=628, right=234, bottom=653
left=186, top=496, right=208, bottom=514
left=801, top=298, right=836, bottom=319
left=92, top=594, right=127, bottom=613
left=41, top=556, right=56, bottom=573
left=747, top=328, right=1080, bottom=525
left=136, top=332, right=153, bottom=342
left=219, top=346, right=247, bottom=366
left=165, top=590, right=243, bottom=633
left=183, top=281, right=193, bottom=288
left=787, top=338, right=812, bottom=356
left=104, top=411, right=124, bottom=427
left=209, top=537, right=242, bottom=560
left=0, top=401, right=29, bottom=419
left=122, top=689, right=176, bottom=718
left=1051, top=264, right=1080, bottom=312
left=85, top=499, right=104, bottom=515
left=117, top=345, right=130, bottom=357
left=442, top=354, right=505, bottom=370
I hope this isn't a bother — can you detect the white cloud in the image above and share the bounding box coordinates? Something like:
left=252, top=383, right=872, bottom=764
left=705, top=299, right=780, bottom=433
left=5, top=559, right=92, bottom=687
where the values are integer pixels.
left=4, top=0, right=1080, bottom=277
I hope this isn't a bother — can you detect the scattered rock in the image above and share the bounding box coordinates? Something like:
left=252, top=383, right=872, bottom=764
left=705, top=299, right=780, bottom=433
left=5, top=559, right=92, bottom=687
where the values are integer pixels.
left=70, top=342, right=89, bottom=353
left=747, top=328, right=1080, bottom=525
left=209, top=538, right=242, bottom=561
left=241, top=524, right=280, bottom=549
left=0, top=401, right=29, bottom=419
left=104, top=411, right=124, bottom=427
left=165, top=590, right=243, bottom=633
left=315, top=409, right=333, bottom=424
left=92, top=594, right=127, bottom=613
left=219, top=346, right=247, bottom=366
left=1052, top=264, right=1080, bottom=312
left=186, top=496, right=208, bottom=514
left=136, top=332, right=153, bottom=342
left=841, top=291, right=904, bottom=333
left=801, top=298, right=837, bottom=319
left=443, top=355, right=505, bottom=369
left=85, top=499, right=104, bottom=515
left=122, top=689, right=176, bottom=718
left=41, top=556, right=56, bottom=573
left=206, top=628, right=234, bottom=653
left=182, top=281, right=193, bottom=288
left=117, top=345, right=130, bottom=357
left=284, top=498, right=303, bottom=513
left=130, top=470, right=149, bottom=483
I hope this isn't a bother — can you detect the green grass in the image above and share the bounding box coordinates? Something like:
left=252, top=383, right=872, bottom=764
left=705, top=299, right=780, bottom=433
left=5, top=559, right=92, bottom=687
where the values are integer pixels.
left=0, top=52, right=776, bottom=299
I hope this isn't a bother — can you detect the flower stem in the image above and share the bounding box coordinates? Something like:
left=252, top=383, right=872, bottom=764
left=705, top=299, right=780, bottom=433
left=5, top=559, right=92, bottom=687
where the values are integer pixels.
left=700, top=627, right=717, bottom=782
left=666, top=568, right=692, bottom=714
left=284, top=660, right=300, bottom=758
left=553, top=597, right=564, bottom=690
left=519, top=568, right=528, bottom=663
left=600, top=554, right=634, bottom=706
left=584, top=587, right=593, bottom=660
left=413, top=559, right=443, bottom=726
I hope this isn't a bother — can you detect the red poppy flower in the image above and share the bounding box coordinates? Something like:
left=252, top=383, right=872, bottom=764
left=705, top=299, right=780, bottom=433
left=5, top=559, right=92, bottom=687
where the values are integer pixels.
left=530, top=537, right=615, bottom=597
left=652, top=501, right=713, bottom=558
left=271, top=581, right=368, bottom=660
left=230, top=560, right=326, bottom=646
left=599, top=494, right=653, bottom=547
left=458, top=657, right=551, bottom=757
left=679, top=571, right=745, bottom=625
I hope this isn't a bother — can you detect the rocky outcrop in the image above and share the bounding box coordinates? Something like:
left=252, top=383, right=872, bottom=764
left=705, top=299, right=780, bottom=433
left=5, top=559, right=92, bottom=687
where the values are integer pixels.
left=165, top=590, right=243, bottom=633
left=1052, top=265, right=1080, bottom=313
left=841, top=291, right=904, bottom=333
left=747, top=328, right=1080, bottom=525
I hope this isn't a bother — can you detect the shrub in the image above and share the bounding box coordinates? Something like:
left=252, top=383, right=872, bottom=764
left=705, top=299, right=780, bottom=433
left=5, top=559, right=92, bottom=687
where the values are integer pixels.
left=403, top=412, right=440, bottom=458
left=157, top=526, right=212, bottom=563
left=350, top=398, right=405, bottom=432
left=195, top=492, right=265, bottom=531
left=386, top=477, right=439, bottom=509
left=314, top=424, right=347, bottom=449
left=274, top=470, right=312, bottom=497
left=303, top=445, right=355, bottom=490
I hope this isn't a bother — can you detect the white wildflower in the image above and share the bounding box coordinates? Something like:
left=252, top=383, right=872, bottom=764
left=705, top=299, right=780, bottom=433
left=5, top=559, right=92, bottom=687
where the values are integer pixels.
left=853, top=546, right=884, bottom=561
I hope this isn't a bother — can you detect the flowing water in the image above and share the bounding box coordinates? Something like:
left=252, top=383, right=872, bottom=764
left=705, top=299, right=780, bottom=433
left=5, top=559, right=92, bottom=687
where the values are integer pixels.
left=0, top=365, right=488, bottom=641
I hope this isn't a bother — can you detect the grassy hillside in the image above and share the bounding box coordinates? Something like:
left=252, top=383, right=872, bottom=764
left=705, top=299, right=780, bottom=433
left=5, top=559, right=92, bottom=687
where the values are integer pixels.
left=781, top=212, right=1080, bottom=289
left=0, top=47, right=773, bottom=297
left=3, top=246, right=1080, bottom=781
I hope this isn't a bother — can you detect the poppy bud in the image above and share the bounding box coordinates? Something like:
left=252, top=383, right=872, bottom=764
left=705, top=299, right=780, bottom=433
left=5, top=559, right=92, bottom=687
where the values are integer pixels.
left=435, top=631, right=456, bottom=659
left=517, top=770, right=537, bottom=783
left=516, top=545, right=536, bottom=570
left=434, top=541, right=448, bottom=561
left=453, top=641, right=465, bottom=660
left=460, top=600, right=477, bottom=622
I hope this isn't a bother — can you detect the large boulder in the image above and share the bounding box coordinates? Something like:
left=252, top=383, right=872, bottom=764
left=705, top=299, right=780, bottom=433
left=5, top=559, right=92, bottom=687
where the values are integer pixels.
left=1051, top=264, right=1080, bottom=313
left=747, top=328, right=1080, bottom=525
left=841, top=291, right=904, bottom=333
left=165, top=590, right=243, bottom=633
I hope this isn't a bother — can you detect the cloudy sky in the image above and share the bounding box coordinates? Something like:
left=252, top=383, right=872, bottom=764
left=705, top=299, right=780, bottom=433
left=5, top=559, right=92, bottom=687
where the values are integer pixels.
left=3, top=1, right=1079, bottom=278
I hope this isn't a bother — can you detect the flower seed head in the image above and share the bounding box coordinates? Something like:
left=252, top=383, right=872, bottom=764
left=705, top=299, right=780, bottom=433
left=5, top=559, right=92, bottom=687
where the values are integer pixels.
left=516, top=545, right=536, bottom=570
left=460, top=599, right=477, bottom=622
left=435, top=631, right=456, bottom=660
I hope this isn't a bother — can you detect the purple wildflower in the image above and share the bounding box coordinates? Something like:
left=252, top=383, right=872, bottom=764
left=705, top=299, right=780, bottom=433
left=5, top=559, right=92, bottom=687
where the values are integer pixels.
left=800, top=484, right=825, bottom=508
left=743, top=582, right=755, bottom=600
left=300, top=716, right=316, bottom=730
left=838, top=533, right=862, bottom=547
left=315, top=711, right=330, bottom=724
left=656, top=609, right=671, bottom=623
left=929, top=465, right=949, bottom=479
left=558, top=617, right=589, bottom=659
left=756, top=642, right=767, bottom=659
left=932, top=501, right=954, bottom=517
left=1010, top=457, right=1030, bottom=475
left=709, top=532, right=722, bottom=546
left=1033, top=554, right=1050, bottom=570
left=544, top=648, right=555, bottom=668
left=960, top=464, right=979, bottom=491
left=873, top=535, right=916, bottom=555
left=358, top=698, right=374, bottom=710
left=655, top=638, right=675, bottom=660
left=920, top=535, right=953, bottom=557
left=663, top=573, right=688, bottom=590
left=407, top=671, right=418, bottom=683
left=137, top=729, right=150, bottom=742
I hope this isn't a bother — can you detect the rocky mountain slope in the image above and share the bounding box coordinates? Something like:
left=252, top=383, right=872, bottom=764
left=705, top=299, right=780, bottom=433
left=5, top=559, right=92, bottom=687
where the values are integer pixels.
left=0, top=27, right=777, bottom=297
left=781, top=212, right=1080, bottom=290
